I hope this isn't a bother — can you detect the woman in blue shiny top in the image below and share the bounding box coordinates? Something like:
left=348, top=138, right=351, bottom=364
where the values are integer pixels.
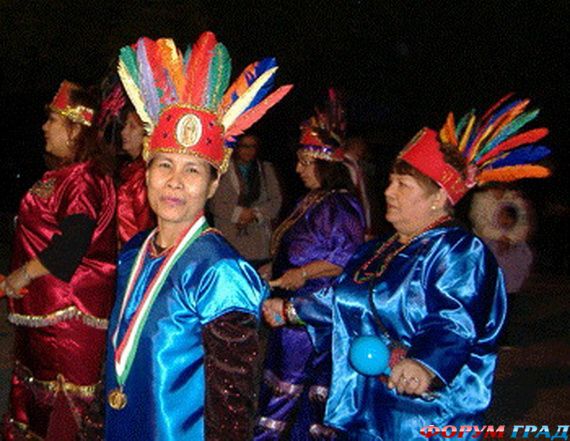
left=104, top=32, right=291, bottom=440
left=268, top=92, right=552, bottom=439
left=265, top=127, right=508, bottom=440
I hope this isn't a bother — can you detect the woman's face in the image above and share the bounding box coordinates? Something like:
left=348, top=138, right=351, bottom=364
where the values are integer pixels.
left=42, top=111, right=76, bottom=160
left=236, top=135, right=259, bottom=163
left=384, top=172, right=446, bottom=240
left=121, top=112, right=145, bottom=159
left=295, top=150, right=321, bottom=190
left=146, top=153, right=219, bottom=229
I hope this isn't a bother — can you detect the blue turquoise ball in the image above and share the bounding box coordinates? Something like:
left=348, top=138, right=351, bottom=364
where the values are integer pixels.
left=349, top=336, right=390, bottom=376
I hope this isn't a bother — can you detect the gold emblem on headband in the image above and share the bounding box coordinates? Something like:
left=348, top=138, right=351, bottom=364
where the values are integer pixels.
left=175, top=114, right=202, bottom=147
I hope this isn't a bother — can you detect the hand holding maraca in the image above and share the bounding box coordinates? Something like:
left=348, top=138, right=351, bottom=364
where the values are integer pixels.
left=349, top=336, right=435, bottom=398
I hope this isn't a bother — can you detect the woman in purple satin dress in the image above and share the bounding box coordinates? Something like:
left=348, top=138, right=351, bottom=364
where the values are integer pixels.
left=255, top=94, right=365, bottom=440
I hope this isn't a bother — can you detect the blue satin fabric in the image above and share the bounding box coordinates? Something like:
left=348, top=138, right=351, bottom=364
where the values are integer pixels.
left=296, top=225, right=506, bottom=441
left=105, top=231, right=268, bottom=441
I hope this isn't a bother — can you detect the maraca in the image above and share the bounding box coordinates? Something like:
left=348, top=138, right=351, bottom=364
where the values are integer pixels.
left=349, top=335, right=390, bottom=376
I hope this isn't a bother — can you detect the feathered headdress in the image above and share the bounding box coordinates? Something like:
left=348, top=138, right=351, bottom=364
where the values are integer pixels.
left=298, top=88, right=346, bottom=161
left=49, top=81, right=95, bottom=127
left=117, top=33, right=293, bottom=172
left=400, top=94, right=551, bottom=204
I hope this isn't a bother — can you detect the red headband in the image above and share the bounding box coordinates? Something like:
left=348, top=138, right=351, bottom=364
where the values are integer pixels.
left=399, top=128, right=468, bottom=205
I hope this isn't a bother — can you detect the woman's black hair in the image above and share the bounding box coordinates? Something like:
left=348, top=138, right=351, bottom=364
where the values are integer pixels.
left=315, top=159, right=356, bottom=193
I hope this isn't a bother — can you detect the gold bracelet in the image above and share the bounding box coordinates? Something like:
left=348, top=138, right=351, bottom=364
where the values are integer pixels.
left=285, top=301, right=305, bottom=326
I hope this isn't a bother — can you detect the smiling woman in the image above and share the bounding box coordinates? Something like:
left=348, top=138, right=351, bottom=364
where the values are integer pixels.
left=146, top=153, right=219, bottom=247
left=103, top=33, right=291, bottom=441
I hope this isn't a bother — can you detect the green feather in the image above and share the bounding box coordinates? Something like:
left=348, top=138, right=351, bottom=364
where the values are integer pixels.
left=119, top=46, right=140, bottom=88
left=476, top=109, right=540, bottom=160
left=455, top=110, right=473, bottom=140
left=207, top=43, right=231, bottom=110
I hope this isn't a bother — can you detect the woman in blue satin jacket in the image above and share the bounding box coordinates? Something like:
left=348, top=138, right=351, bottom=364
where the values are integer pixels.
left=264, top=127, right=508, bottom=440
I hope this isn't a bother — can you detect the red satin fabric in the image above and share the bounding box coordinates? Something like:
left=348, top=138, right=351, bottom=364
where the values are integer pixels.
left=117, top=158, right=155, bottom=246
left=4, top=161, right=116, bottom=440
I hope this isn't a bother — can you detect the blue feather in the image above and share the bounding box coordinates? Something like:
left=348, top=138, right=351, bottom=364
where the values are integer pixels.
left=183, top=46, right=192, bottom=69
left=237, top=58, right=277, bottom=113
left=483, top=98, right=525, bottom=129
left=485, top=145, right=551, bottom=169
left=254, top=57, right=277, bottom=78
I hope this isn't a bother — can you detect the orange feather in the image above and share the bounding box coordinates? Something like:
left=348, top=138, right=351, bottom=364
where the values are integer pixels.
left=219, top=61, right=258, bottom=112
left=439, top=112, right=457, bottom=146
left=477, top=165, right=551, bottom=184
left=157, top=39, right=186, bottom=100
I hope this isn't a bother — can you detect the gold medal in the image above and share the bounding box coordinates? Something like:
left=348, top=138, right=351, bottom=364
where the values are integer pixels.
left=108, top=387, right=128, bottom=410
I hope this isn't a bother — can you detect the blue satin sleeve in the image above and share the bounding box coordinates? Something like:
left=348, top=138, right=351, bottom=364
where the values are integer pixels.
left=292, top=241, right=379, bottom=353
left=192, top=256, right=268, bottom=324
left=408, top=234, right=507, bottom=385
left=291, top=285, right=334, bottom=352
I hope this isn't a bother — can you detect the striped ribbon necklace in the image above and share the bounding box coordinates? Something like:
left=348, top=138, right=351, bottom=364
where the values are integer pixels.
left=108, top=215, right=208, bottom=410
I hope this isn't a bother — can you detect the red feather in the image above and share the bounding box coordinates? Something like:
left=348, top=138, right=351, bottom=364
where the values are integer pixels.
left=224, top=85, right=293, bottom=138
left=476, top=127, right=549, bottom=165
left=480, top=92, right=515, bottom=122
left=142, top=39, right=169, bottom=94
left=185, top=32, right=217, bottom=105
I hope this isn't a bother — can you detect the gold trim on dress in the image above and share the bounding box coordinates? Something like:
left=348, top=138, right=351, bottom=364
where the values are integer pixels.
left=5, top=418, right=44, bottom=441
left=8, top=305, right=108, bottom=329
left=15, top=361, right=101, bottom=399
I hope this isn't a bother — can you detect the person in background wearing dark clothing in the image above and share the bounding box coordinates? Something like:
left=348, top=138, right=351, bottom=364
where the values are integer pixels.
left=209, top=134, right=282, bottom=267
left=255, top=89, right=365, bottom=440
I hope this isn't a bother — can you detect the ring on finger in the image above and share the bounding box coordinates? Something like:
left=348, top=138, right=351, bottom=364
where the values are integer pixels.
left=409, top=376, right=420, bottom=384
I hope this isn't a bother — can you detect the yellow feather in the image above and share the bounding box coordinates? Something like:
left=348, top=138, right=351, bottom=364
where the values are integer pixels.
left=117, top=60, right=154, bottom=132
left=458, top=114, right=476, bottom=153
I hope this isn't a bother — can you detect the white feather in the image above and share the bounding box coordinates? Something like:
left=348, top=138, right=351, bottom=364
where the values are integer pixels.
left=221, top=66, right=278, bottom=130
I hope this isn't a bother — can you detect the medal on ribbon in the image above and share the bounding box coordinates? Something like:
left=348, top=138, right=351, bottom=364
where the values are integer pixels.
left=109, top=215, right=208, bottom=410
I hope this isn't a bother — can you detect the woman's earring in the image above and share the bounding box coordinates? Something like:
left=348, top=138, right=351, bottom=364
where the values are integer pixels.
left=431, top=204, right=437, bottom=211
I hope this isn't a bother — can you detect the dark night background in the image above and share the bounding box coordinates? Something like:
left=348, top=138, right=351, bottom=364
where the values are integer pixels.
left=0, top=0, right=568, bottom=269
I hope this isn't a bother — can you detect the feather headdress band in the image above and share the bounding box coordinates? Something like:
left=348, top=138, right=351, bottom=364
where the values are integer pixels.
left=117, top=33, right=293, bottom=173
left=400, top=94, right=551, bottom=204
left=49, top=81, right=95, bottom=127
left=299, top=88, right=346, bottom=162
